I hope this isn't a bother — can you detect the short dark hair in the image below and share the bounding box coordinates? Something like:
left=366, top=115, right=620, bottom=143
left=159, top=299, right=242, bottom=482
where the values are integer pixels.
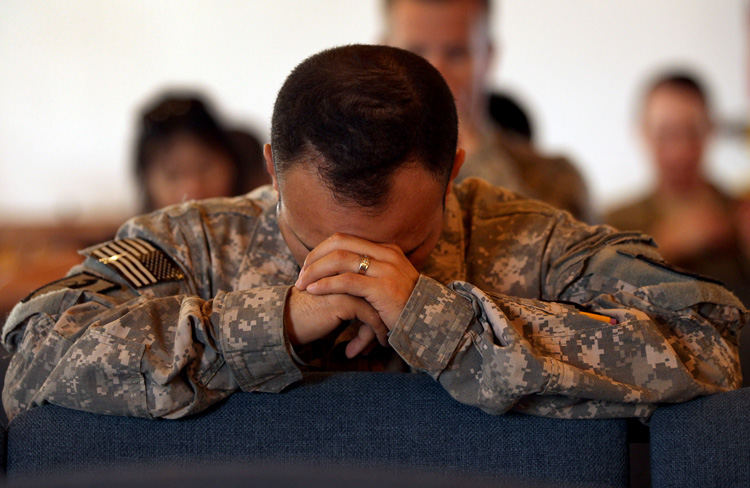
left=136, top=94, right=233, bottom=178
left=270, top=44, right=458, bottom=209
left=643, top=71, right=710, bottom=108
left=488, top=91, right=534, bottom=142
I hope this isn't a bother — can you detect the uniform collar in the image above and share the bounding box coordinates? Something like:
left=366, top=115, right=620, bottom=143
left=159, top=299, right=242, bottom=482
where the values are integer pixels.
left=237, top=193, right=300, bottom=288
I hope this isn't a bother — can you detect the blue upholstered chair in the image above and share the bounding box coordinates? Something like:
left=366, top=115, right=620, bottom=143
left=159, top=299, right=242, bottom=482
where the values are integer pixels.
left=4, top=372, right=630, bottom=487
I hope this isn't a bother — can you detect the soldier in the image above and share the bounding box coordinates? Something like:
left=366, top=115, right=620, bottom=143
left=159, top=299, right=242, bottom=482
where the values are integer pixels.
left=606, top=71, right=750, bottom=385
left=2, top=45, right=745, bottom=421
left=382, top=0, right=595, bottom=223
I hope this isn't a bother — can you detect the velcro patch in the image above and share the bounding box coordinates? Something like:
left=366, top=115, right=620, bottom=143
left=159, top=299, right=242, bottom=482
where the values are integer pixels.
left=616, top=250, right=724, bottom=286
left=22, top=272, right=119, bottom=303
left=85, top=237, right=184, bottom=288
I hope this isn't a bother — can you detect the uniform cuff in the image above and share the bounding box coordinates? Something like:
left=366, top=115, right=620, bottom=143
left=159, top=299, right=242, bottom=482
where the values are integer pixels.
left=389, top=275, right=475, bottom=372
left=215, top=286, right=302, bottom=392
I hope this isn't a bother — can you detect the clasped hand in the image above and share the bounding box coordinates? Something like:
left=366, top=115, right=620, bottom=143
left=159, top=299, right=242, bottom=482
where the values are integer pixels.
left=285, top=233, right=420, bottom=358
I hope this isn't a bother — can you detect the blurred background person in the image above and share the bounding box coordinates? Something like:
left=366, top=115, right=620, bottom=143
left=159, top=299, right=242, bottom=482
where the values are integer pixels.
left=382, top=0, right=594, bottom=223
left=134, top=92, right=269, bottom=213
left=606, top=71, right=750, bottom=384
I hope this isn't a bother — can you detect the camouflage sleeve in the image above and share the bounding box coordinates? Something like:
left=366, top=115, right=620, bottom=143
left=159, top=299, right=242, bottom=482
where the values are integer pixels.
left=3, top=225, right=301, bottom=424
left=390, top=250, right=746, bottom=419
left=1, top=265, right=300, bottom=421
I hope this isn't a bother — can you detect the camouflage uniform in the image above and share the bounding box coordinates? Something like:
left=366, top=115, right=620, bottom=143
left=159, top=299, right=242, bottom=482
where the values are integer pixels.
left=2, top=179, right=745, bottom=421
left=457, top=129, right=595, bottom=223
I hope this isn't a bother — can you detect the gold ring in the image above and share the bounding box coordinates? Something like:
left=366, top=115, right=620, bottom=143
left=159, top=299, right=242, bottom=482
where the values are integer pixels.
left=357, top=255, right=370, bottom=275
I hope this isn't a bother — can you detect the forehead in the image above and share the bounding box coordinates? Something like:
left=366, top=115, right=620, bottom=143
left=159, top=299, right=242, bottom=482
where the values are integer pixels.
left=644, top=87, right=708, bottom=123
left=148, top=134, right=225, bottom=165
left=279, top=163, right=444, bottom=247
left=387, top=0, right=488, bottom=43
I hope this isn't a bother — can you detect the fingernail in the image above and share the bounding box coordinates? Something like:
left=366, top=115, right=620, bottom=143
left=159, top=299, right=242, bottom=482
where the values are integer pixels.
left=295, top=278, right=302, bottom=289
left=308, top=282, right=317, bottom=291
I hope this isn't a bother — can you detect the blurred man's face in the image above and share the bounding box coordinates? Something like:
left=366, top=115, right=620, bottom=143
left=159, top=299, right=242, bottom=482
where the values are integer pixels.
left=641, top=86, right=711, bottom=191
left=274, top=162, right=448, bottom=272
left=385, top=0, right=492, bottom=127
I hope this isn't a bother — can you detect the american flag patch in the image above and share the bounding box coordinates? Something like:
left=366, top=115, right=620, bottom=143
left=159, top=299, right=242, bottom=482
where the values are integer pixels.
left=85, top=237, right=184, bottom=288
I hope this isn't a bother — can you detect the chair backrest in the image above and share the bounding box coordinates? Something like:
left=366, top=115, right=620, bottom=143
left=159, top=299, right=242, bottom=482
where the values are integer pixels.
left=650, top=387, right=750, bottom=488
left=5, top=372, right=630, bottom=486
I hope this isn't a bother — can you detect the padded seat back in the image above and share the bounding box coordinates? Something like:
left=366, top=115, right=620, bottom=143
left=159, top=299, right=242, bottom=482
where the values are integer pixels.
left=6, top=372, right=630, bottom=486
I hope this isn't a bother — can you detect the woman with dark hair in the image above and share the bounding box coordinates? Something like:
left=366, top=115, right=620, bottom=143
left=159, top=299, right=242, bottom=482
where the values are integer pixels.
left=134, top=93, right=268, bottom=212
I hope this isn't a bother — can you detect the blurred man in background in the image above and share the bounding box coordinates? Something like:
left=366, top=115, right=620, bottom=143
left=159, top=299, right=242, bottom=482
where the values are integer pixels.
left=383, top=0, right=594, bottom=222
left=606, top=72, right=750, bottom=385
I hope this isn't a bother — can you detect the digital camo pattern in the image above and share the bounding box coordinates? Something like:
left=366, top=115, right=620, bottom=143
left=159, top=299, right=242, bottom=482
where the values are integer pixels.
left=2, top=180, right=746, bottom=420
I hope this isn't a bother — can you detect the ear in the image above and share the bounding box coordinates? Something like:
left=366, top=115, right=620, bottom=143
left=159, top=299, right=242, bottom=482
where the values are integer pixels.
left=445, top=148, right=466, bottom=198
left=486, top=40, right=497, bottom=76
left=263, top=143, right=280, bottom=192
left=489, top=40, right=497, bottom=64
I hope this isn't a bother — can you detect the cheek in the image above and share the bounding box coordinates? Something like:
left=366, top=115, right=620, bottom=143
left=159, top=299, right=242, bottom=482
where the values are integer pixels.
left=290, top=244, right=309, bottom=269
left=206, top=174, right=235, bottom=196
left=410, top=226, right=444, bottom=271
left=206, top=160, right=237, bottom=192
left=144, top=169, right=173, bottom=204
left=444, top=65, right=472, bottom=91
left=277, top=215, right=310, bottom=268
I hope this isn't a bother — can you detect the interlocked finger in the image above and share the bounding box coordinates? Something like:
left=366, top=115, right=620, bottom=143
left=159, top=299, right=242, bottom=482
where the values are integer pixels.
left=298, top=249, right=381, bottom=291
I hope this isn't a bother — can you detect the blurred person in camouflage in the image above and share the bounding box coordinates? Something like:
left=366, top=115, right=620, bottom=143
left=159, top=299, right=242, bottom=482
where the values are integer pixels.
left=382, top=0, right=595, bottom=223
left=2, top=45, right=745, bottom=422
left=606, top=71, right=750, bottom=385
left=606, top=73, right=748, bottom=293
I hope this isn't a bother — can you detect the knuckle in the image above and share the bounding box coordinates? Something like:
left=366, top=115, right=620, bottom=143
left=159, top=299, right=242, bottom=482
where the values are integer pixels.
left=382, top=243, right=400, bottom=253
left=333, top=249, right=349, bottom=262
left=383, top=247, right=401, bottom=261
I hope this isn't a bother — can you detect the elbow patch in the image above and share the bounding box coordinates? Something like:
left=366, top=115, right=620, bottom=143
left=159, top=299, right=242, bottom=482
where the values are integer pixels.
left=615, top=250, right=724, bottom=286
left=586, top=247, right=745, bottom=312
left=584, top=242, right=723, bottom=290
